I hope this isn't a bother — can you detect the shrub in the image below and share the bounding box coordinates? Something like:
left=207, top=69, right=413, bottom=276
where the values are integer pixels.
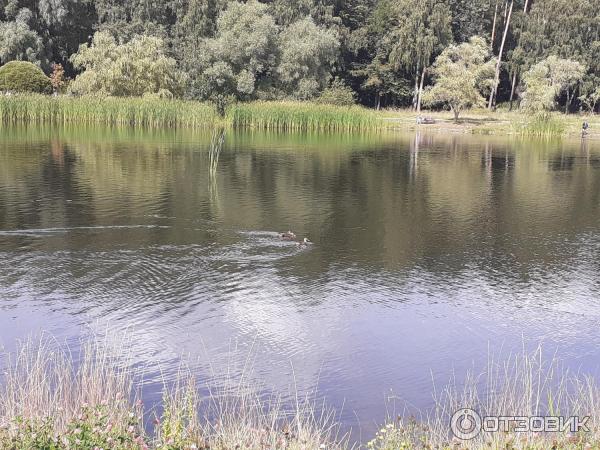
left=0, top=61, right=52, bottom=94
left=317, top=79, right=356, bottom=106
left=142, top=88, right=175, bottom=100
left=49, top=62, right=66, bottom=93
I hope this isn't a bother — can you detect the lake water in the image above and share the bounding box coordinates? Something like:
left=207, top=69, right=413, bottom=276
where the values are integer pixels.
left=1, top=125, right=600, bottom=438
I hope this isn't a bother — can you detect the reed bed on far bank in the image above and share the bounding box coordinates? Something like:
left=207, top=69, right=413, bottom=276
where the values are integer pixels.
left=0, top=336, right=346, bottom=450
left=513, top=112, right=567, bottom=138
left=2, top=95, right=593, bottom=137
left=0, top=95, right=220, bottom=129
left=0, top=95, right=385, bottom=132
left=227, top=101, right=384, bottom=132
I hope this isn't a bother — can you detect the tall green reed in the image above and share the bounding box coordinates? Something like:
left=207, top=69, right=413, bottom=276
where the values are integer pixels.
left=515, top=112, right=566, bottom=138
left=0, top=95, right=220, bottom=129
left=0, top=95, right=386, bottom=132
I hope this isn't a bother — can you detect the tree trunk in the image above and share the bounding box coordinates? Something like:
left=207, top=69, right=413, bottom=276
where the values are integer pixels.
left=507, top=0, right=529, bottom=112
left=376, top=93, right=381, bottom=111
left=412, top=67, right=420, bottom=111
left=488, top=0, right=513, bottom=110
left=416, top=67, right=426, bottom=113
left=491, top=0, right=498, bottom=49
left=452, top=106, right=460, bottom=123
left=565, top=88, right=572, bottom=114
left=508, top=71, right=517, bottom=111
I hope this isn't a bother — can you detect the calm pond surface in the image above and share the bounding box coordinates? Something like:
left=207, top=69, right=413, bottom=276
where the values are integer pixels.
left=2, top=125, right=600, bottom=437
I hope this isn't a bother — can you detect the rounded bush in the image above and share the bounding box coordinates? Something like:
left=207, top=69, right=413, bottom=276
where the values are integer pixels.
left=0, top=61, right=52, bottom=94
left=317, top=79, right=356, bottom=107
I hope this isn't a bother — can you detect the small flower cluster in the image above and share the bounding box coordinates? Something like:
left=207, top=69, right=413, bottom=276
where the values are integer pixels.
left=0, top=397, right=147, bottom=450
left=367, top=422, right=413, bottom=450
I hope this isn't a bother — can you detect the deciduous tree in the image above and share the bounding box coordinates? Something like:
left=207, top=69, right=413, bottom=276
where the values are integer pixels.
left=387, top=0, right=453, bottom=112
left=69, top=31, right=182, bottom=97
left=423, top=36, right=495, bottom=121
left=520, top=55, right=586, bottom=113
left=276, top=17, right=339, bottom=99
left=0, top=8, right=44, bottom=65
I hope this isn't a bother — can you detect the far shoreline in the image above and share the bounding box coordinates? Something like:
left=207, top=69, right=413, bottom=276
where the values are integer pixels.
left=0, top=94, right=598, bottom=139
left=382, top=109, right=600, bottom=140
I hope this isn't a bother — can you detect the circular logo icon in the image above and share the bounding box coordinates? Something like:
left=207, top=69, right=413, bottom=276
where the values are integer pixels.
left=450, top=408, right=482, bottom=440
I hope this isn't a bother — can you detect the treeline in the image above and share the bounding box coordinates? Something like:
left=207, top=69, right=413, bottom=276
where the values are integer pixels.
left=0, top=0, right=599, bottom=112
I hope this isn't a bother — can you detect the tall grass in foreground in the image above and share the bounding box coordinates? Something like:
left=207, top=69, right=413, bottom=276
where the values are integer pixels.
left=0, top=336, right=146, bottom=449
left=370, top=346, right=600, bottom=450
left=0, top=336, right=345, bottom=450
left=3, top=338, right=600, bottom=449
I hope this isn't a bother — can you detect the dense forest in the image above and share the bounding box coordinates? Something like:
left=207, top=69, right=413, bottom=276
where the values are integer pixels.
left=0, top=0, right=599, bottom=112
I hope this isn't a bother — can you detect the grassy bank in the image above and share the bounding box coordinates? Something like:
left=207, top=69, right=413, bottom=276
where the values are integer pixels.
left=383, top=108, right=600, bottom=139
left=2, top=338, right=600, bottom=449
left=0, top=337, right=344, bottom=450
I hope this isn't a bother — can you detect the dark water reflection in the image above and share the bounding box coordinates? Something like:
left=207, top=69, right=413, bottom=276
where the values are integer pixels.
left=2, top=125, right=600, bottom=436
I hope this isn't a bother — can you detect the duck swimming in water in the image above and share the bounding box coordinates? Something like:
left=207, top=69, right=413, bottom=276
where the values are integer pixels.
left=280, top=230, right=297, bottom=240
left=296, top=237, right=312, bottom=248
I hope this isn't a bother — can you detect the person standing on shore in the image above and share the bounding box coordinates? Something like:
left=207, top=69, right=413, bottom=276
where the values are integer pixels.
left=582, top=121, right=590, bottom=138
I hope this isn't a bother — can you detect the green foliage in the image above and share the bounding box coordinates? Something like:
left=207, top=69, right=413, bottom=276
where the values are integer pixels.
left=276, top=17, right=340, bottom=99
left=423, top=36, right=495, bottom=121
left=347, top=0, right=415, bottom=108
left=0, top=0, right=598, bottom=112
left=521, top=63, right=556, bottom=112
left=155, top=380, right=202, bottom=449
left=0, top=10, right=44, bottom=65
left=517, top=0, right=600, bottom=75
left=0, top=60, right=52, bottom=93
left=317, top=78, right=356, bottom=106
left=521, top=55, right=586, bottom=112
left=579, top=86, right=600, bottom=113
left=93, top=0, right=173, bottom=40
left=387, top=0, right=453, bottom=75
left=352, top=58, right=412, bottom=108
left=267, top=0, right=340, bottom=27
left=172, top=0, right=225, bottom=74
left=70, top=31, right=182, bottom=97
left=211, top=0, right=279, bottom=84
left=448, top=0, right=492, bottom=43
left=173, top=0, right=221, bottom=40
left=188, top=0, right=279, bottom=105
